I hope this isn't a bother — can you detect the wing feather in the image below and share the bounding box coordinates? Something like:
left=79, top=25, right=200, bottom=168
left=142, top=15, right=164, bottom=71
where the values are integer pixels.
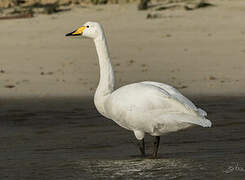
left=141, top=81, right=207, bottom=117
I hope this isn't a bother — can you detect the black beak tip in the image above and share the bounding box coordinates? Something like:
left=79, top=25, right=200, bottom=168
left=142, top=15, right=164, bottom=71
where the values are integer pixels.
left=65, top=32, right=73, bottom=36
left=65, top=31, right=82, bottom=37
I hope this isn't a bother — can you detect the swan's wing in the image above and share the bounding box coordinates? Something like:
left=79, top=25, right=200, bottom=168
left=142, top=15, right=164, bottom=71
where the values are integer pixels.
left=141, top=81, right=207, bottom=117
left=105, top=82, right=191, bottom=121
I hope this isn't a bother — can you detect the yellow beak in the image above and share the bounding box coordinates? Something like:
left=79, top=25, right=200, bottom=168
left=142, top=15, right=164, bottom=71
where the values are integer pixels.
left=66, top=26, right=86, bottom=36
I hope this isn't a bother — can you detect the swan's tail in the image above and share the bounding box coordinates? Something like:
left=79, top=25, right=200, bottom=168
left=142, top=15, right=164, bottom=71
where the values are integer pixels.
left=156, top=113, right=212, bottom=128
left=177, top=113, right=212, bottom=127
left=197, top=108, right=207, bottom=117
left=152, top=113, right=212, bottom=135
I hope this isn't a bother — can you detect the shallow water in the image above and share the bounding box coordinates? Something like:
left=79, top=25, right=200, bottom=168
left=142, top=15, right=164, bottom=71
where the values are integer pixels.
left=0, top=96, right=245, bottom=179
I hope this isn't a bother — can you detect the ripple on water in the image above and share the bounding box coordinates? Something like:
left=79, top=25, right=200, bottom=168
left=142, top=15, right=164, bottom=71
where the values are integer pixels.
left=75, top=158, right=192, bottom=179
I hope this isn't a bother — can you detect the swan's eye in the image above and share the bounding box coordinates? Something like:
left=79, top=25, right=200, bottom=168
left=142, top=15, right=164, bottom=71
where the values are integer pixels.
left=86, top=25, right=89, bottom=28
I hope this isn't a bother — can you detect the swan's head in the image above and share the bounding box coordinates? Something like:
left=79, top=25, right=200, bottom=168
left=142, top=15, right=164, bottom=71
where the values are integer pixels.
left=65, top=21, right=104, bottom=40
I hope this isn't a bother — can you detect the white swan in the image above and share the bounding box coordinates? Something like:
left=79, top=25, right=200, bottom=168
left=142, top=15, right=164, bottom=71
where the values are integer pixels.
left=66, top=22, right=212, bottom=158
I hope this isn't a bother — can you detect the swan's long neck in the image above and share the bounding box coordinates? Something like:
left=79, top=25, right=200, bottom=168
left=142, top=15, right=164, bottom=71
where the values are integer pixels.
left=94, top=34, right=115, bottom=99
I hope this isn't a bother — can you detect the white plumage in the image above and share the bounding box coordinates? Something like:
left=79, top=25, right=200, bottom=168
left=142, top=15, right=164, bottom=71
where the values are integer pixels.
left=66, top=22, right=212, bottom=157
left=103, top=81, right=211, bottom=139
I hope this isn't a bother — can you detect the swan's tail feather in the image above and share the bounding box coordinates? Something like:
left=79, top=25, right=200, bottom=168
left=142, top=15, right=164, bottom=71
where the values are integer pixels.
left=197, top=108, right=207, bottom=117
left=156, top=113, right=212, bottom=128
left=152, top=113, right=212, bottom=135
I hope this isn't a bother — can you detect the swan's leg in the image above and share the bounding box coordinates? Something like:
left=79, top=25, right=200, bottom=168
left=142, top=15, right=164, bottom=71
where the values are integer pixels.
left=152, top=136, right=160, bottom=158
left=134, top=130, right=145, bottom=157
left=138, top=138, right=145, bottom=157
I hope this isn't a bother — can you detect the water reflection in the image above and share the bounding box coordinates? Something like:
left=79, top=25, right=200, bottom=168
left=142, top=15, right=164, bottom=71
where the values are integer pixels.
left=77, top=158, right=190, bottom=179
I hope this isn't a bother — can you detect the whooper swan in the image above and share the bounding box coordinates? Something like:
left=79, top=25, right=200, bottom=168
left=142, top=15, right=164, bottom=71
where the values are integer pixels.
left=66, top=22, right=212, bottom=158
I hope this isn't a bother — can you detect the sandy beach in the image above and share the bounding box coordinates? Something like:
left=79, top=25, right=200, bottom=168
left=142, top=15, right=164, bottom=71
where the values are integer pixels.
left=0, top=0, right=245, bottom=98
left=1, top=0, right=245, bottom=179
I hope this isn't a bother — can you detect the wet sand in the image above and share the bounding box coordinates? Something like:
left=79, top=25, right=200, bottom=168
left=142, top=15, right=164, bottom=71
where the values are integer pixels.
left=0, top=96, right=245, bottom=179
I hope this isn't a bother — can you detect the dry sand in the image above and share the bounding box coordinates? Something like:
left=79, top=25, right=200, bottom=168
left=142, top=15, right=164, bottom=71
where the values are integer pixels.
left=0, top=0, right=245, bottom=98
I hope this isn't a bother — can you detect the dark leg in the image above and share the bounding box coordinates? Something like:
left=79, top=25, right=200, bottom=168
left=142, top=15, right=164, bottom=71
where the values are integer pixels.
left=138, top=138, right=145, bottom=157
left=152, top=136, right=160, bottom=158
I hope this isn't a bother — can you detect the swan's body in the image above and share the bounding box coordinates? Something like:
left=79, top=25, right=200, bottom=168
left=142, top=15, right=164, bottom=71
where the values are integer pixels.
left=66, top=22, right=212, bottom=157
left=101, top=81, right=210, bottom=138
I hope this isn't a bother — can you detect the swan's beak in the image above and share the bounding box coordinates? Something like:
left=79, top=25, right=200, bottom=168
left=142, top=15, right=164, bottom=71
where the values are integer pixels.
left=66, top=26, right=86, bottom=36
